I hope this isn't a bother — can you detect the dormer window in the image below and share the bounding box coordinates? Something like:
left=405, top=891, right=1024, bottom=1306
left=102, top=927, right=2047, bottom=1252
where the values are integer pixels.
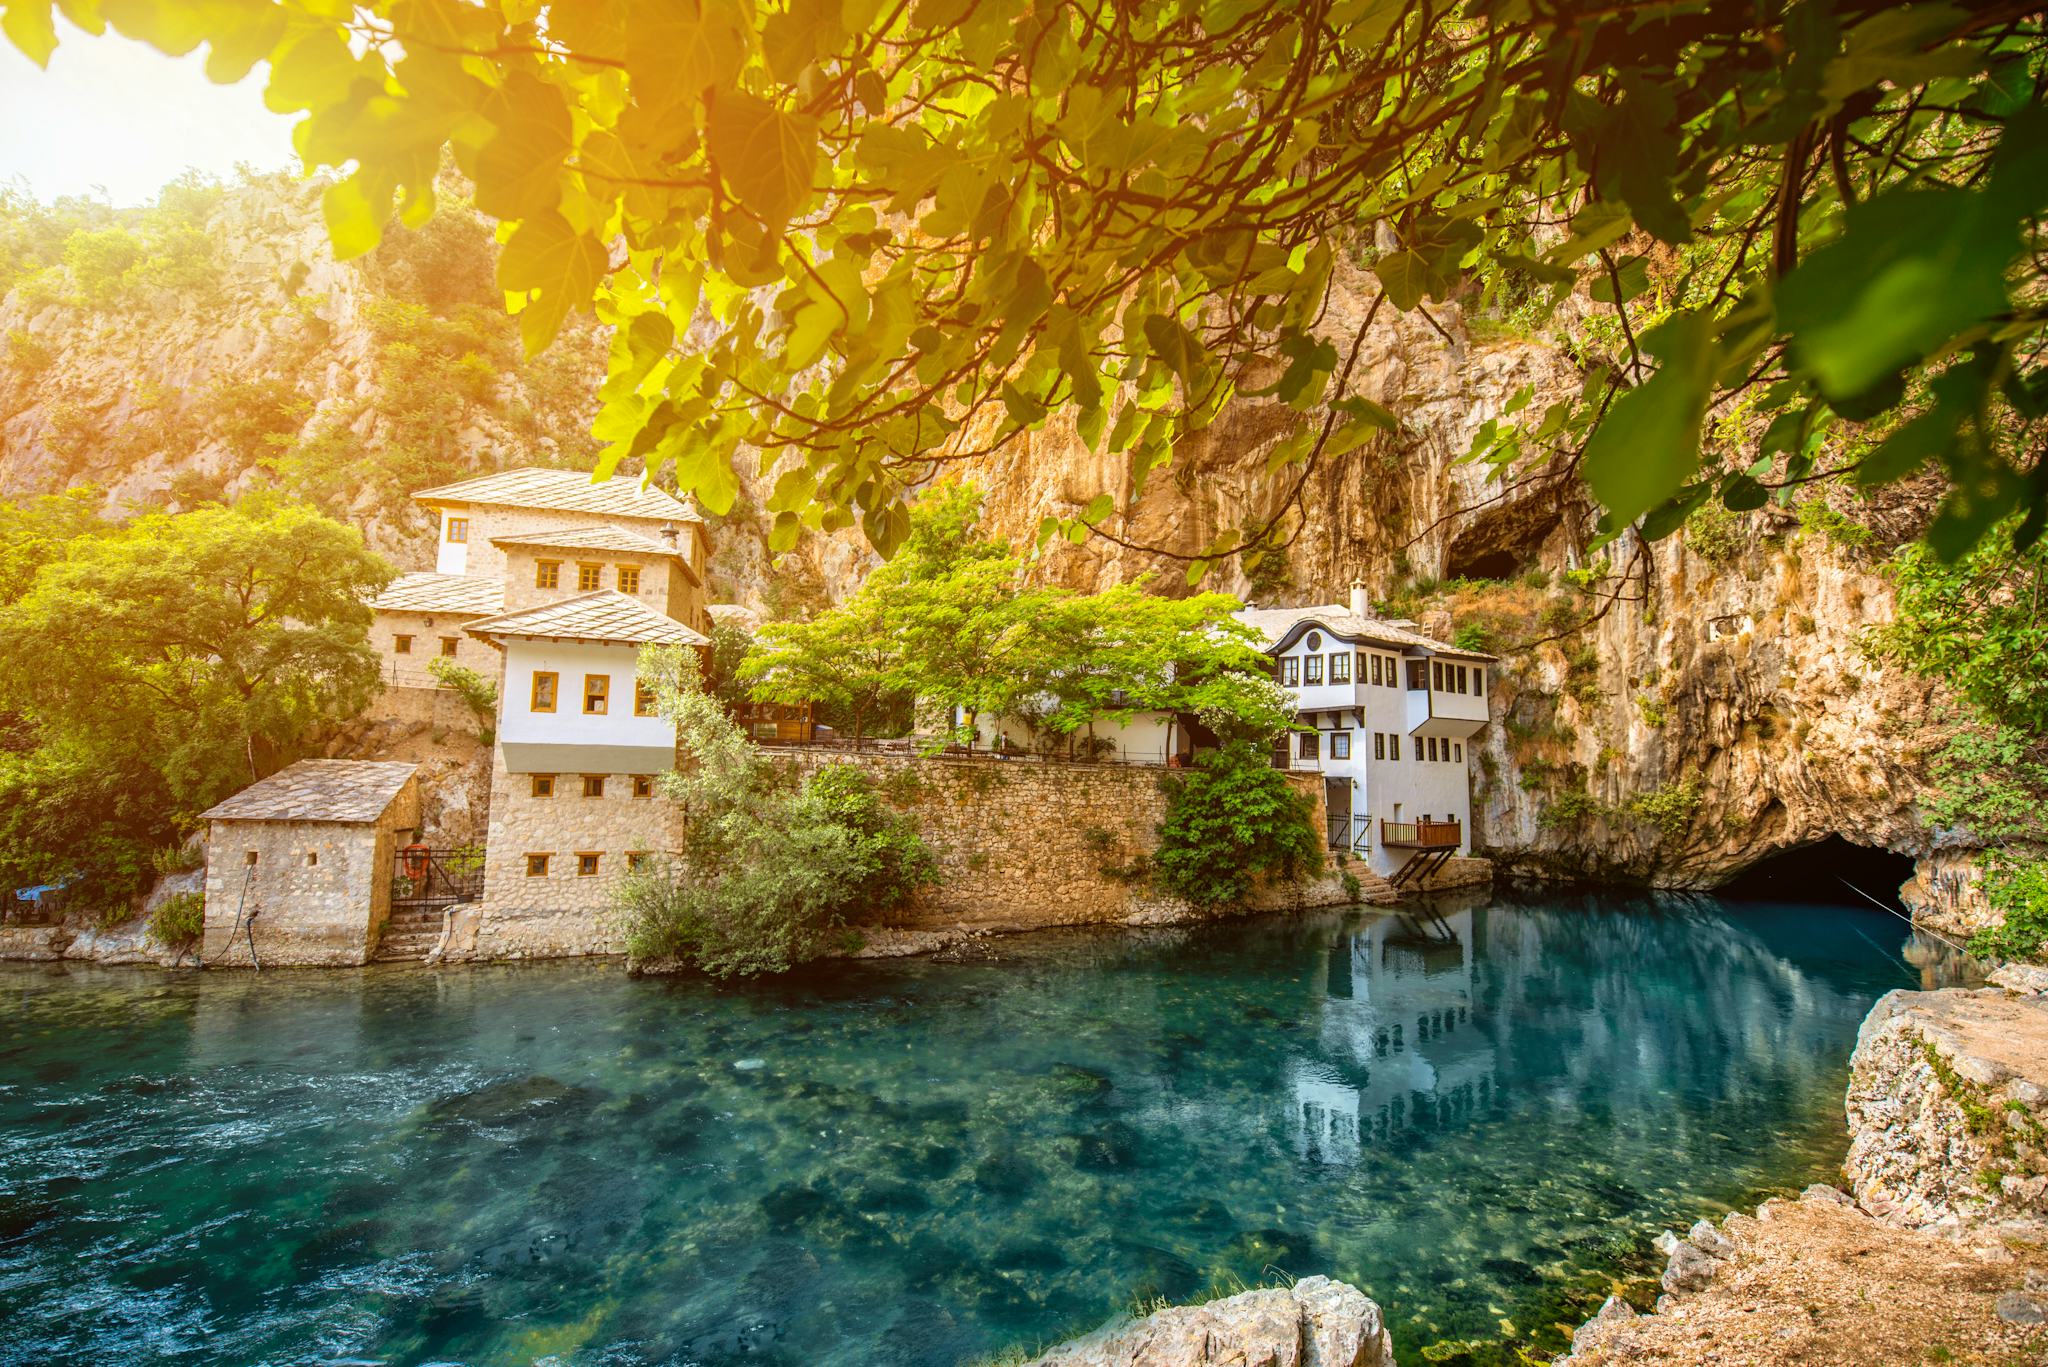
left=578, top=563, right=603, bottom=592
left=616, top=565, right=641, bottom=594
left=445, top=516, right=468, bottom=544
left=535, top=560, right=561, bottom=589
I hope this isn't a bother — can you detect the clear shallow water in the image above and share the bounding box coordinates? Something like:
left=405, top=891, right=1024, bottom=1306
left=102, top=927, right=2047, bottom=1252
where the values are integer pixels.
left=0, top=891, right=1950, bottom=1366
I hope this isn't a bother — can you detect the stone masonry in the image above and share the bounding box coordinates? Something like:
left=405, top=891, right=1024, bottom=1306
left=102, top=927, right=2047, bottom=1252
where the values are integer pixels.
left=442, top=746, right=685, bottom=960
left=199, top=761, right=421, bottom=967
left=784, top=750, right=1354, bottom=928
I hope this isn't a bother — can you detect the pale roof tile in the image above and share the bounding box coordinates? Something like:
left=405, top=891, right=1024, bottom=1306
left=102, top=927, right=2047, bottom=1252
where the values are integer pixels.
left=200, top=760, right=417, bottom=824
left=370, top=572, right=505, bottom=617
left=1234, top=604, right=1497, bottom=661
left=466, top=590, right=711, bottom=647
left=488, top=526, right=684, bottom=557
left=412, top=467, right=704, bottom=522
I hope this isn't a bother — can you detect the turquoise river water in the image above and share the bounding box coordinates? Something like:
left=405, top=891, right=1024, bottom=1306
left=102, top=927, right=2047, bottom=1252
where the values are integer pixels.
left=0, top=891, right=1954, bottom=1366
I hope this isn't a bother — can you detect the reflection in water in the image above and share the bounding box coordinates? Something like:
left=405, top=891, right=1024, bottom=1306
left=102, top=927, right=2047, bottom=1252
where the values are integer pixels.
left=0, top=892, right=1957, bottom=1366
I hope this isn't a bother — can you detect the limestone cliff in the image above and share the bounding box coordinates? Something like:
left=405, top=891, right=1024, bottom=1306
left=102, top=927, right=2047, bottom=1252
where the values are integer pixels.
left=938, top=262, right=1954, bottom=890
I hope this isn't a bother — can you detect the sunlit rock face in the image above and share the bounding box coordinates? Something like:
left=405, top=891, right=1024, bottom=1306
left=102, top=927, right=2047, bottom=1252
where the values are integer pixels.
left=933, top=263, right=1950, bottom=890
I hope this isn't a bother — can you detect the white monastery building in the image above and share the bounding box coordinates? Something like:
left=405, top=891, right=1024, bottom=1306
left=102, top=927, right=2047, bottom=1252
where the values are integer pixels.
left=1238, top=583, right=1495, bottom=884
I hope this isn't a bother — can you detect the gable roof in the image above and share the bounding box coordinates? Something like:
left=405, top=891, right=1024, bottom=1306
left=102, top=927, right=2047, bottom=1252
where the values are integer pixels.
left=200, top=760, right=417, bottom=825
left=1234, top=604, right=1497, bottom=662
left=412, top=467, right=704, bottom=523
left=465, top=590, right=711, bottom=647
left=489, top=526, right=682, bottom=557
left=369, top=572, right=505, bottom=617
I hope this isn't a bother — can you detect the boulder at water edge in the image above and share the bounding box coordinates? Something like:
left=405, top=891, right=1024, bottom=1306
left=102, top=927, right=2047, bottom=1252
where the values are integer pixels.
left=1021, top=1275, right=1394, bottom=1367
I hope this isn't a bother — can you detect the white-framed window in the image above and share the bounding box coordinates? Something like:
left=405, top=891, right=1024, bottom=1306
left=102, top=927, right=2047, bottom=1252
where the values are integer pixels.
left=1331, top=653, right=1351, bottom=684
left=1305, top=654, right=1324, bottom=686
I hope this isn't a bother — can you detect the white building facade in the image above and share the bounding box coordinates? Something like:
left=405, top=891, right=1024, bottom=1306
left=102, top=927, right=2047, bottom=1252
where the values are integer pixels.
left=1238, top=586, right=1496, bottom=883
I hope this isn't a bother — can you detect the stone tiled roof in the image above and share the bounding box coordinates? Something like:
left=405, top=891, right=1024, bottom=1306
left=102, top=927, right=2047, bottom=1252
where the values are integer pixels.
left=466, top=590, right=711, bottom=647
left=1234, top=605, right=1497, bottom=661
left=412, top=467, right=704, bottom=522
left=488, top=526, right=684, bottom=557
left=199, top=760, right=418, bottom=824
left=369, top=572, right=505, bottom=616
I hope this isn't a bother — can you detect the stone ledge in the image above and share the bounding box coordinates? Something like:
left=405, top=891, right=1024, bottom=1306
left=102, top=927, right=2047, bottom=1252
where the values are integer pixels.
left=1846, top=986, right=2048, bottom=1229
left=1022, top=1275, right=1393, bottom=1367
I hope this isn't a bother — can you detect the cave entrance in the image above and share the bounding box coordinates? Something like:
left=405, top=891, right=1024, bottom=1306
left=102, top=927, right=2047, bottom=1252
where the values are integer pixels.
left=1718, top=836, right=1916, bottom=910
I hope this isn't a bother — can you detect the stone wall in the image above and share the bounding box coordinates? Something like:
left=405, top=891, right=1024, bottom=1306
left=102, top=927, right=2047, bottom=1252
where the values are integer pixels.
left=368, top=609, right=500, bottom=689
left=199, top=777, right=420, bottom=967
left=356, top=681, right=486, bottom=734
left=448, top=747, right=685, bottom=960
left=784, top=750, right=1351, bottom=929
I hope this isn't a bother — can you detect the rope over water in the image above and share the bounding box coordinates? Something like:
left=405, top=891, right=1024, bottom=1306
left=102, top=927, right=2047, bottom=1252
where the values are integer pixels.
left=1837, top=876, right=1970, bottom=955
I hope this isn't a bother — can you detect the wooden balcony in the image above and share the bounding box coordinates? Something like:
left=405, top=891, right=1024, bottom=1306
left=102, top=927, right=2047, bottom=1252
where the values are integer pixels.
left=1381, top=818, right=1461, bottom=849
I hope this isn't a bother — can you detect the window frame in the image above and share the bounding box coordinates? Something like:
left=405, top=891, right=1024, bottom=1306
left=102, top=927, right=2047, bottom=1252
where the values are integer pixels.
left=1298, top=730, right=1320, bottom=761
left=631, top=774, right=655, bottom=799
left=581, top=775, right=606, bottom=798
left=1331, top=731, right=1351, bottom=760
left=531, top=671, right=558, bottom=713
left=393, top=634, right=412, bottom=655
left=577, top=562, right=603, bottom=592
left=625, top=851, right=651, bottom=872
left=535, top=559, right=561, bottom=589
left=1369, top=654, right=1381, bottom=686
left=1330, top=652, right=1351, bottom=684
left=634, top=680, right=658, bottom=717
left=583, top=674, right=609, bottom=714
left=1280, top=656, right=1300, bottom=687
left=1413, top=736, right=1424, bottom=760
left=439, top=636, right=459, bottom=657
left=616, top=564, right=641, bottom=595
left=1304, top=653, right=1324, bottom=686
left=445, top=516, right=468, bottom=544
left=1386, top=657, right=1398, bottom=689
left=524, top=853, right=550, bottom=877
left=1374, top=732, right=1385, bottom=760
left=530, top=774, right=555, bottom=799
left=1428, top=736, right=1439, bottom=762
left=575, top=852, right=601, bottom=877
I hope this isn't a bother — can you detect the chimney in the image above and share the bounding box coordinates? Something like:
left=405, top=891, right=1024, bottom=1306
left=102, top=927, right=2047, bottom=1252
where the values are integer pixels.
left=659, top=523, right=680, bottom=548
left=1349, top=579, right=1369, bottom=616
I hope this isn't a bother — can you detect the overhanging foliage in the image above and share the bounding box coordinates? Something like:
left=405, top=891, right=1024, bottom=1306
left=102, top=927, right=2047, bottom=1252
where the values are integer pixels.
left=9, top=0, right=2043, bottom=567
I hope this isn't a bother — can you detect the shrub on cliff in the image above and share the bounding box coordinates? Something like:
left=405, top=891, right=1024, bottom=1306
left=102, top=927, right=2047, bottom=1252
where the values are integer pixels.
left=1966, top=858, right=2048, bottom=965
left=617, top=647, right=936, bottom=978
left=1152, top=741, right=1323, bottom=909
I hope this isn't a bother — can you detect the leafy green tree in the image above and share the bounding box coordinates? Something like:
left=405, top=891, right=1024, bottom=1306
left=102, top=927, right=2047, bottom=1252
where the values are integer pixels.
left=620, top=646, right=935, bottom=976
left=1866, top=523, right=2048, bottom=737
left=744, top=590, right=910, bottom=743
left=1153, top=741, right=1324, bottom=909
left=0, top=495, right=393, bottom=896
left=14, top=1, right=2039, bottom=566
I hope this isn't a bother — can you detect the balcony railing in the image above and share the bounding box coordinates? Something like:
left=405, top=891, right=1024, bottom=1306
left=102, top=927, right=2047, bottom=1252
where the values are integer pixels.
left=1381, top=818, right=1461, bottom=849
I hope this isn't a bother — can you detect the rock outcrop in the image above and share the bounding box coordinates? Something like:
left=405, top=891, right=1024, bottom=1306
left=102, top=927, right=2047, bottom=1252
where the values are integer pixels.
left=1556, top=1186, right=2048, bottom=1366
left=1845, top=983, right=2048, bottom=1228
left=1022, top=1275, right=1394, bottom=1367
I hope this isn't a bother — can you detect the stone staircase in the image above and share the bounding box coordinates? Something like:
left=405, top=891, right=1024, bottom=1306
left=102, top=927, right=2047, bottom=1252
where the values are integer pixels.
left=373, top=905, right=449, bottom=962
left=1350, top=867, right=1401, bottom=906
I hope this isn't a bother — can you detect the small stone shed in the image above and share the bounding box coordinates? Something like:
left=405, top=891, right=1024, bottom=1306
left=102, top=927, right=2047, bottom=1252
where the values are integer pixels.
left=199, top=760, right=421, bottom=967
